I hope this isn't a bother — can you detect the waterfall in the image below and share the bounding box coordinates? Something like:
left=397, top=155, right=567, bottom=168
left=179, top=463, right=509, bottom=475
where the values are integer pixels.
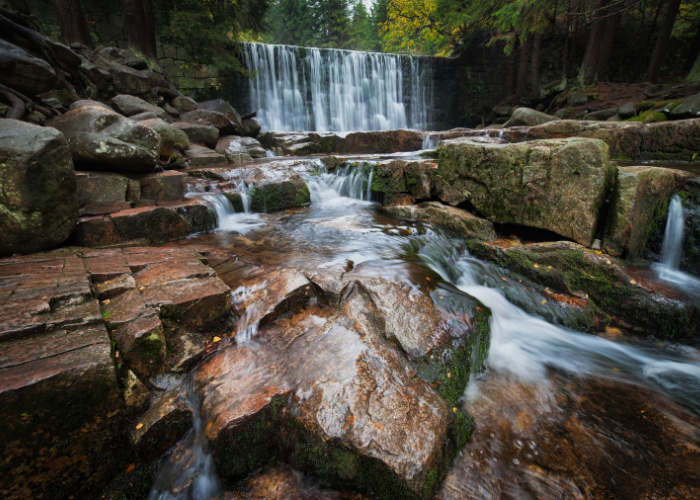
left=305, top=166, right=374, bottom=208
left=422, top=134, right=438, bottom=150
left=241, top=43, right=434, bottom=132
left=202, top=193, right=262, bottom=233
left=661, top=195, right=684, bottom=269
left=655, top=195, right=700, bottom=299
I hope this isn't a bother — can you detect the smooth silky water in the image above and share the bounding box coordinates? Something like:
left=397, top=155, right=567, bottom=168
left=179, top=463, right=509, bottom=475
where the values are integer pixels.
left=158, top=166, right=700, bottom=499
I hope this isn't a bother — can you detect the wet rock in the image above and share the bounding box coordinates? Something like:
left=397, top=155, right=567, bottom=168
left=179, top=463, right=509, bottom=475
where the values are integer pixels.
left=618, top=102, right=636, bottom=119
left=433, top=176, right=467, bottom=206
left=504, top=108, right=559, bottom=127
left=163, top=102, right=179, bottom=117
left=0, top=250, right=124, bottom=499
left=112, top=310, right=166, bottom=380
left=48, top=105, right=161, bottom=173
left=130, top=387, right=193, bottom=459
left=69, top=215, right=122, bottom=247
left=216, top=135, right=267, bottom=159
left=164, top=329, right=207, bottom=373
left=438, top=137, right=615, bottom=245
left=242, top=117, right=262, bottom=137
left=139, top=117, right=175, bottom=156
left=465, top=239, right=700, bottom=339
left=111, top=94, right=168, bottom=120
left=139, top=171, right=187, bottom=201
left=259, top=129, right=424, bottom=156
left=75, top=172, right=130, bottom=215
left=181, top=109, right=239, bottom=135
left=0, top=39, right=58, bottom=95
left=110, top=205, right=193, bottom=243
left=123, top=369, right=150, bottom=412
left=0, top=119, right=78, bottom=256
left=226, top=164, right=310, bottom=212
left=171, top=95, right=198, bottom=113
left=492, top=105, right=516, bottom=117
left=94, top=56, right=151, bottom=94
left=172, top=121, right=219, bottom=148
left=608, top=166, right=692, bottom=258
left=669, top=93, right=700, bottom=119
left=94, top=273, right=137, bottom=300
left=197, top=98, right=244, bottom=133
left=185, top=143, right=227, bottom=166
left=383, top=202, right=497, bottom=241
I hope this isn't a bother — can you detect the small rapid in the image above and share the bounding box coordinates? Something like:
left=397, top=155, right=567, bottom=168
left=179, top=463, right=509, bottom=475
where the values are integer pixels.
left=304, top=165, right=376, bottom=208
left=414, top=236, right=700, bottom=413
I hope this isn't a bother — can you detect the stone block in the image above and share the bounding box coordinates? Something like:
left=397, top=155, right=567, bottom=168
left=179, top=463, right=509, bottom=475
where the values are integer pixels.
left=139, top=171, right=187, bottom=201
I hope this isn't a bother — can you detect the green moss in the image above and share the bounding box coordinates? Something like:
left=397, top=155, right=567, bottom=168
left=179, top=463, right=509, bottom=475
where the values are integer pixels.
left=627, top=110, right=666, bottom=123
left=634, top=101, right=657, bottom=112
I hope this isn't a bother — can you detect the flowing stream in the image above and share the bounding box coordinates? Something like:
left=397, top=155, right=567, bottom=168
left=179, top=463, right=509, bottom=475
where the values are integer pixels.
left=160, top=166, right=700, bottom=499
left=241, top=43, right=434, bottom=132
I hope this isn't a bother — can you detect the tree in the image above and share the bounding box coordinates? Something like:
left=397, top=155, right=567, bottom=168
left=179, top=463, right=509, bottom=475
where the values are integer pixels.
left=50, top=0, right=94, bottom=48
left=368, top=0, right=388, bottom=51
left=348, top=0, right=371, bottom=50
left=646, top=0, right=683, bottom=83
left=123, top=0, right=157, bottom=61
left=596, top=11, right=621, bottom=81
left=579, top=0, right=611, bottom=85
left=313, top=0, right=352, bottom=48
left=266, top=0, right=317, bottom=46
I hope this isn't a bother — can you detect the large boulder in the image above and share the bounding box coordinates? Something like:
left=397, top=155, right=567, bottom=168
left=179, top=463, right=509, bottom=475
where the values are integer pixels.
left=0, top=39, right=58, bottom=95
left=180, top=109, right=239, bottom=135
left=242, top=117, right=262, bottom=137
left=49, top=105, right=161, bottom=173
left=607, top=166, right=691, bottom=257
left=110, top=95, right=167, bottom=120
left=216, top=135, right=267, bottom=159
left=0, top=119, right=78, bottom=255
left=438, top=137, right=615, bottom=245
left=171, top=95, right=197, bottom=113
left=139, top=118, right=175, bottom=156
left=197, top=98, right=243, bottom=131
left=171, top=121, right=218, bottom=148
left=504, top=107, right=559, bottom=127
left=670, top=93, right=700, bottom=120
left=94, top=57, right=151, bottom=94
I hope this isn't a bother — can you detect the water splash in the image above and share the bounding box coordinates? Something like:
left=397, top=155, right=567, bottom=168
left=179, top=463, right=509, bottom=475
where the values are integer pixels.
left=422, top=134, right=438, bottom=150
left=305, top=166, right=375, bottom=208
left=202, top=193, right=262, bottom=233
left=241, top=42, right=434, bottom=132
left=147, top=377, right=221, bottom=500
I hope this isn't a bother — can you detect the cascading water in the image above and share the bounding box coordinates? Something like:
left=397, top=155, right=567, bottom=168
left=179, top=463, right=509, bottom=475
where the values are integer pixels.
left=241, top=43, right=434, bottom=132
left=147, top=377, right=221, bottom=500
left=654, top=194, right=700, bottom=298
left=201, top=184, right=261, bottom=233
left=415, top=237, right=700, bottom=412
left=304, top=165, right=375, bottom=207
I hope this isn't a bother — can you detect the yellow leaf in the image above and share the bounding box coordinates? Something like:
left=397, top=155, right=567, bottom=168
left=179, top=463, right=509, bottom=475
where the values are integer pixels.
left=630, top=279, right=637, bottom=285
left=447, top=372, right=451, bottom=378
left=453, top=407, right=457, bottom=413
left=541, top=299, right=547, bottom=304
left=212, top=336, right=221, bottom=343
left=139, top=286, right=145, bottom=291
left=135, top=423, right=143, bottom=430
left=595, top=251, right=602, bottom=255
left=547, top=266, right=553, bottom=269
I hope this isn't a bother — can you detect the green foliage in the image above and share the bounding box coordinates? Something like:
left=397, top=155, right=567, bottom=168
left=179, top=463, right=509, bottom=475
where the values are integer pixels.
left=159, top=0, right=271, bottom=74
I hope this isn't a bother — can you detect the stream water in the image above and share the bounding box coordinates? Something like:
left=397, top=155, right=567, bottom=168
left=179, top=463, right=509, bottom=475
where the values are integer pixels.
left=156, top=166, right=700, bottom=499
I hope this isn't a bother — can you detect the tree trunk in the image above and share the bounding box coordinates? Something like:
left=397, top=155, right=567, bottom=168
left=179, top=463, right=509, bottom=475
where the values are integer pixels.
left=597, top=12, right=621, bottom=81
left=50, top=0, right=94, bottom=48
left=516, top=37, right=531, bottom=97
left=507, top=40, right=518, bottom=95
left=530, top=32, right=543, bottom=97
left=123, top=0, right=158, bottom=61
left=685, top=23, right=700, bottom=71
left=579, top=0, right=610, bottom=85
left=646, top=0, right=682, bottom=83
left=688, top=51, right=700, bottom=83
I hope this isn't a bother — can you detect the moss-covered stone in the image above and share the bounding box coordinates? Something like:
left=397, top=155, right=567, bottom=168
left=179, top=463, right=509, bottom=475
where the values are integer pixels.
left=249, top=175, right=311, bottom=213
left=438, top=137, right=615, bottom=245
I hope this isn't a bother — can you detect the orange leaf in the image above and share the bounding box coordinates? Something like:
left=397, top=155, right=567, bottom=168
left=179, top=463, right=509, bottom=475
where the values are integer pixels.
left=126, top=464, right=135, bottom=473
left=425, top=277, right=430, bottom=281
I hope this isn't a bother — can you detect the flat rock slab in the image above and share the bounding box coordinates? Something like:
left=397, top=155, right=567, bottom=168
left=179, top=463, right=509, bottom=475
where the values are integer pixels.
left=259, top=129, right=424, bottom=156
left=185, top=143, right=228, bottom=166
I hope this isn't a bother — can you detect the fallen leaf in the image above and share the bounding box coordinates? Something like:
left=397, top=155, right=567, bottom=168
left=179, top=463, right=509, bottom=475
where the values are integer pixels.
left=453, top=407, right=457, bottom=413
left=206, top=422, right=213, bottom=430
left=447, top=372, right=451, bottom=378
left=135, top=423, right=143, bottom=430
left=605, top=326, right=623, bottom=336
left=212, top=336, right=222, bottom=343
left=139, top=286, right=145, bottom=291
left=126, top=464, right=135, bottom=473
left=476, top=307, right=483, bottom=312
left=101, top=299, right=110, bottom=305
left=541, top=299, right=547, bottom=304
left=595, top=251, right=602, bottom=255
left=534, top=263, right=539, bottom=268
left=630, top=279, right=637, bottom=285
left=425, top=277, right=430, bottom=281
left=547, top=266, right=553, bottom=269
left=501, top=277, right=507, bottom=281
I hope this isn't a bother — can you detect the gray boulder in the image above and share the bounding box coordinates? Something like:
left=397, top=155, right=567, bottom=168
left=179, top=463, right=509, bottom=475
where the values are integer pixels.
left=504, top=108, right=559, bottom=127
left=172, top=128, right=190, bottom=150
left=171, top=122, right=218, bottom=148
left=241, top=118, right=262, bottom=137
left=670, top=93, right=700, bottom=120
left=69, top=100, right=113, bottom=111
left=77, top=54, right=113, bottom=90
left=181, top=109, right=239, bottom=135
left=94, top=57, right=151, bottom=94
left=111, top=95, right=167, bottom=120
left=171, top=96, right=197, bottom=113
left=618, top=102, right=636, bottom=119
left=140, top=118, right=175, bottom=156
left=584, top=108, right=619, bottom=121
left=0, top=39, right=58, bottom=95
left=197, top=98, right=243, bottom=132
left=492, top=105, right=516, bottom=117
left=49, top=105, right=161, bottom=173
left=0, top=119, right=78, bottom=255
left=216, top=135, right=266, bottom=159
left=567, top=92, right=588, bottom=107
